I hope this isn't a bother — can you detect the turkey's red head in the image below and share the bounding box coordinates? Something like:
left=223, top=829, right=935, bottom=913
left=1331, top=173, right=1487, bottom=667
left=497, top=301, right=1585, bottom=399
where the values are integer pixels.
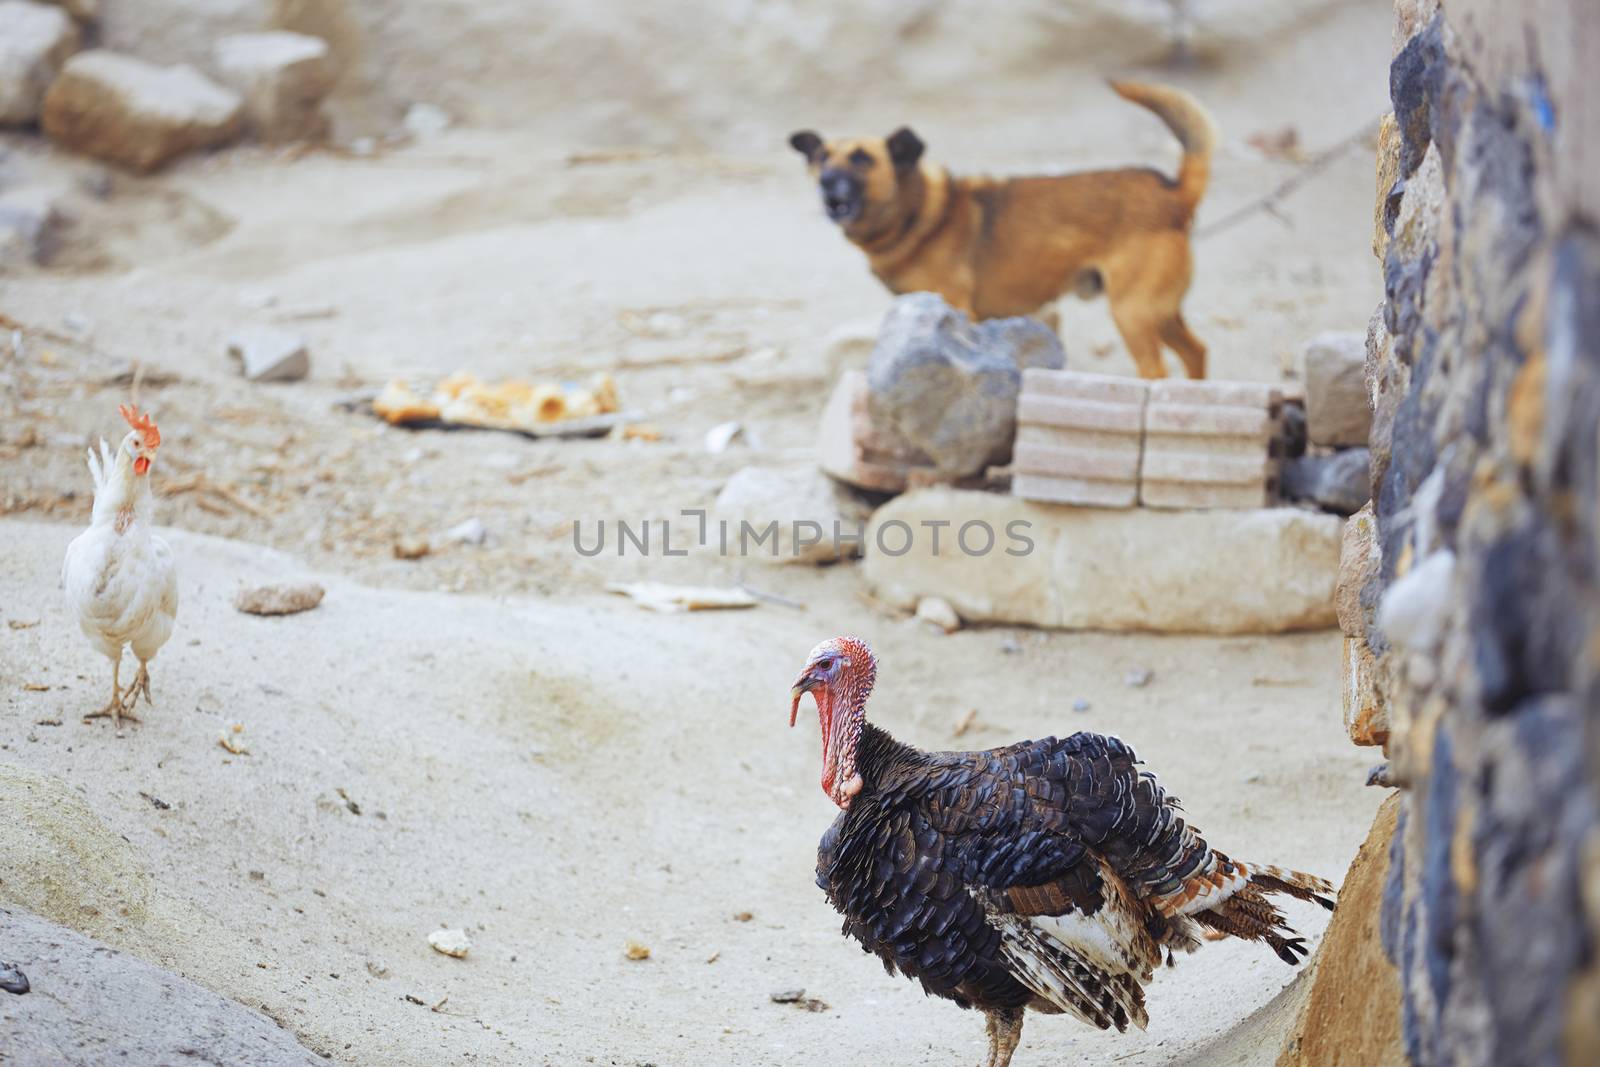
left=791, top=636, right=877, bottom=810
left=119, top=404, right=161, bottom=475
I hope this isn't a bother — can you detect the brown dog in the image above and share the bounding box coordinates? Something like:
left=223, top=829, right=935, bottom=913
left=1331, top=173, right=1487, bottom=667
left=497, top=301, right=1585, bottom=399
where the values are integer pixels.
left=790, top=81, right=1216, bottom=378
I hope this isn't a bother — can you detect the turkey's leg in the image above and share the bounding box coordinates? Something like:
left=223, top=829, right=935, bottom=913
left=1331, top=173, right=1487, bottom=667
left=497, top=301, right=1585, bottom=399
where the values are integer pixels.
left=83, top=655, right=138, bottom=727
left=982, top=1008, right=1024, bottom=1067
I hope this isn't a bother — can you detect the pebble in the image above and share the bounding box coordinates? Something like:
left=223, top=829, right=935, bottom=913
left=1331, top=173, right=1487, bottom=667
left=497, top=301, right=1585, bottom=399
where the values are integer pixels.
left=443, top=518, right=488, bottom=546
left=0, top=962, right=29, bottom=995
left=1000, top=637, right=1023, bottom=654
left=704, top=421, right=743, bottom=454
left=403, top=102, right=452, bottom=139
left=427, top=928, right=471, bottom=959
left=1072, top=698, right=1091, bottom=712
left=914, top=596, right=961, bottom=634
left=233, top=581, right=325, bottom=616
left=623, top=940, right=650, bottom=961
left=1123, top=667, right=1153, bottom=688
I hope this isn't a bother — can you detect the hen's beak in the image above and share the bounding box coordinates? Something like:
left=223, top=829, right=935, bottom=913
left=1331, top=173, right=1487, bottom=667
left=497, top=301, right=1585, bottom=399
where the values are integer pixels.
left=790, top=673, right=817, bottom=727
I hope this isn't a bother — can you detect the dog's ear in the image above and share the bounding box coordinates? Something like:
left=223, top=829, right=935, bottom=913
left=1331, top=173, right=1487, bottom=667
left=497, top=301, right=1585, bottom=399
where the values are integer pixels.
left=789, top=130, right=824, bottom=163
left=886, top=127, right=924, bottom=171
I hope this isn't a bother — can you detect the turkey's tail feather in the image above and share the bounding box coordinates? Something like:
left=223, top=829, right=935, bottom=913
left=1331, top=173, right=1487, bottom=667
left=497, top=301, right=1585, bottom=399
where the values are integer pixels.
left=1189, top=863, right=1336, bottom=966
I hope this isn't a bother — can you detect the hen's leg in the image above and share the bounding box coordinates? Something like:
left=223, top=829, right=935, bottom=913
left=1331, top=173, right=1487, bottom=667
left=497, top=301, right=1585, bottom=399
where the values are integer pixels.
left=83, top=655, right=138, bottom=727
left=124, top=660, right=153, bottom=708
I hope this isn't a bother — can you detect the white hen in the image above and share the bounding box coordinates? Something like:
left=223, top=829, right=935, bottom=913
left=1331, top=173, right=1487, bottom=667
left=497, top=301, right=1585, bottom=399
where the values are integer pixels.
left=61, top=404, right=178, bottom=728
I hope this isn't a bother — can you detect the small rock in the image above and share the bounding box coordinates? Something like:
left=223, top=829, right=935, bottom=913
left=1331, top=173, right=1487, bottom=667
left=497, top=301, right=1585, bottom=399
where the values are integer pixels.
left=0, top=962, right=29, bottom=995
left=711, top=465, right=864, bottom=565
left=212, top=32, right=335, bottom=144
left=1243, top=771, right=1265, bottom=785
left=732, top=911, right=754, bottom=922
left=1301, top=332, right=1371, bottom=447
left=704, top=420, right=744, bottom=454
left=233, top=581, right=325, bottom=616
left=427, top=929, right=471, bottom=959
left=0, top=184, right=63, bottom=269
left=393, top=538, right=430, bottom=560
left=443, top=518, right=487, bottom=546
left=867, top=292, right=1065, bottom=480
left=42, top=51, right=243, bottom=174
left=217, top=725, right=249, bottom=755
left=226, top=325, right=309, bottom=382
left=1123, top=666, right=1153, bottom=688
left=623, top=940, right=650, bottom=961
left=914, top=595, right=961, bottom=634
left=0, top=1, right=81, bottom=126
left=1000, top=637, right=1023, bottom=655
left=770, top=989, right=805, bottom=1003
left=1071, top=698, right=1091, bottom=712
left=403, top=102, right=451, bottom=139
left=1280, top=449, right=1372, bottom=515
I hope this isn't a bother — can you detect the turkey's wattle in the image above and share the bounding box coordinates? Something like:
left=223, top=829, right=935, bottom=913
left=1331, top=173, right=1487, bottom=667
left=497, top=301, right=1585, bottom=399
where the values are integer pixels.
left=787, top=635, right=1336, bottom=1067
left=791, top=635, right=875, bottom=808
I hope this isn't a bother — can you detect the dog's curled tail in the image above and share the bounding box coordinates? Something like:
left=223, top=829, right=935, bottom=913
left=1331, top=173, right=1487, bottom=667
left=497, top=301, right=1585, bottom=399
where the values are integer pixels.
left=1108, top=80, right=1218, bottom=218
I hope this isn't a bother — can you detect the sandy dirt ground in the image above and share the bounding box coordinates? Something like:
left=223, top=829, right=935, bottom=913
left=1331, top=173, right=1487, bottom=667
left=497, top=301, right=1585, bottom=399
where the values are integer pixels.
left=2, top=2, right=1391, bottom=1063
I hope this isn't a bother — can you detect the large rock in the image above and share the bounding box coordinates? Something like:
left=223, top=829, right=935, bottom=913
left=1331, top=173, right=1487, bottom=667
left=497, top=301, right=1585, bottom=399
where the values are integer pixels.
left=96, top=0, right=271, bottom=71
left=1301, top=332, right=1371, bottom=447
left=212, top=31, right=336, bottom=143
left=0, top=905, right=321, bottom=1066
left=866, top=293, right=1064, bottom=481
left=41, top=51, right=244, bottom=173
left=1281, top=448, right=1372, bottom=515
left=863, top=488, right=1340, bottom=634
left=0, top=1, right=80, bottom=125
left=1275, top=795, right=1404, bottom=1067
left=712, top=465, right=865, bottom=564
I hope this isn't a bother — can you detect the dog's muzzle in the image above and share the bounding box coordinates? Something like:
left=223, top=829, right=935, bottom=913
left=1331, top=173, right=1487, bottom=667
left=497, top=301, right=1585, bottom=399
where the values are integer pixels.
left=820, top=170, right=863, bottom=223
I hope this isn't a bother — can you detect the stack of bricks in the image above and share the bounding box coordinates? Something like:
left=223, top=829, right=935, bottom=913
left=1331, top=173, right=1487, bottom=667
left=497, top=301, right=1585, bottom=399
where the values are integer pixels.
left=1011, top=369, right=1147, bottom=507
left=817, top=370, right=937, bottom=493
left=1008, top=370, right=1284, bottom=509
left=1140, top=379, right=1283, bottom=509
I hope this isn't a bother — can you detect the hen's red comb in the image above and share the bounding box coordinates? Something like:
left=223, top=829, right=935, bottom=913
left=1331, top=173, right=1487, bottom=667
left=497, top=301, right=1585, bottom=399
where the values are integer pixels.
left=119, top=404, right=161, bottom=450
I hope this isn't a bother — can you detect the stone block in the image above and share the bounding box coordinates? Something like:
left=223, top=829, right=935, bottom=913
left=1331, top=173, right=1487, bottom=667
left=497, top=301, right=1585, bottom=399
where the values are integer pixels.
left=1336, top=503, right=1379, bottom=637
left=212, top=31, right=335, bottom=143
left=1303, top=331, right=1372, bottom=447
left=41, top=51, right=243, bottom=173
left=1011, top=369, right=1145, bottom=508
left=0, top=1, right=80, bottom=125
left=818, top=370, right=934, bottom=493
left=1012, top=473, right=1137, bottom=509
left=863, top=489, right=1340, bottom=633
left=1343, top=635, right=1389, bottom=746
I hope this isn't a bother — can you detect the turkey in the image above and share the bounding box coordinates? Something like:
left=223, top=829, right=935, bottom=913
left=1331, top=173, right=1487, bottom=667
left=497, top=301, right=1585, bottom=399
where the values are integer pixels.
left=62, top=404, right=178, bottom=729
left=788, top=636, right=1334, bottom=1067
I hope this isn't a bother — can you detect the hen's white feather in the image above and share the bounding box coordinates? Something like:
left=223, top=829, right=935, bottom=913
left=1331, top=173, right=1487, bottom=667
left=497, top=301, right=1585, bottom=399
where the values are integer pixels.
left=62, top=432, right=178, bottom=666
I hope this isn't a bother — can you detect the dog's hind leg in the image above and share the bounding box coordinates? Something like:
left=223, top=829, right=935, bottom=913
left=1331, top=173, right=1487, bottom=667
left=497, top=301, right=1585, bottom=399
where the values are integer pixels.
left=1109, top=302, right=1169, bottom=379
left=1159, top=313, right=1207, bottom=379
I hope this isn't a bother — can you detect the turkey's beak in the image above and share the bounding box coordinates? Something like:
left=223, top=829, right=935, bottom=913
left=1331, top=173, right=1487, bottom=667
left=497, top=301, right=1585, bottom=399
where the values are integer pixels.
left=790, top=674, right=818, bottom=727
